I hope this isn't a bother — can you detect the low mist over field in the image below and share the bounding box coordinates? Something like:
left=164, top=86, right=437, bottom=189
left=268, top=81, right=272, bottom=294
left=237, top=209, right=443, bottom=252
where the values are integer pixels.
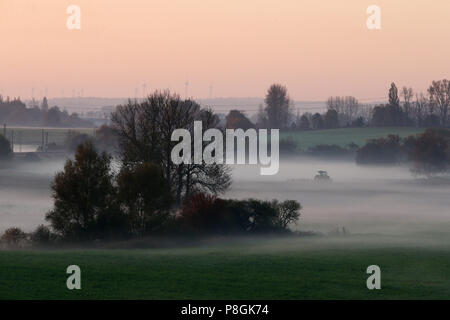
left=0, top=160, right=64, bottom=232
left=2, top=157, right=449, bottom=243
left=227, top=159, right=450, bottom=237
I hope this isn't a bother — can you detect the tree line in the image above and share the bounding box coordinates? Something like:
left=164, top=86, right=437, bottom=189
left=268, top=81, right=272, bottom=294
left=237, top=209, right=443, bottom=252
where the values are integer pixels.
left=356, top=128, right=450, bottom=177
left=229, top=80, right=450, bottom=131
left=0, top=96, right=93, bottom=127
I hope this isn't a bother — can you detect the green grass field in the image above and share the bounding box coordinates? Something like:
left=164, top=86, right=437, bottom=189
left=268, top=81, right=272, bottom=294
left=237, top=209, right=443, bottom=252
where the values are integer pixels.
left=3, top=126, right=425, bottom=150
left=280, top=127, right=425, bottom=150
left=1, top=237, right=448, bottom=300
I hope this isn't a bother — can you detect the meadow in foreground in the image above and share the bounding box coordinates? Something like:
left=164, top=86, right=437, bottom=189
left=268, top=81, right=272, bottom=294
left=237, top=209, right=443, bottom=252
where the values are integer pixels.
left=1, top=236, right=448, bottom=300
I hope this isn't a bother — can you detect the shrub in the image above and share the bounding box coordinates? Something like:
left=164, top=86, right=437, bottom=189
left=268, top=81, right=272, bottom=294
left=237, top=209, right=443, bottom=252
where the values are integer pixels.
left=356, top=134, right=404, bottom=165
left=409, top=129, right=450, bottom=176
left=276, top=200, right=302, bottom=229
left=232, top=199, right=301, bottom=233
left=279, top=138, right=298, bottom=154
left=30, top=225, right=54, bottom=246
left=1, top=227, right=27, bottom=247
left=179, top=193, right=229, bottom=233
left=351, top=117, right=365, bottom=128
left=180, top=195, right=302, bottom=235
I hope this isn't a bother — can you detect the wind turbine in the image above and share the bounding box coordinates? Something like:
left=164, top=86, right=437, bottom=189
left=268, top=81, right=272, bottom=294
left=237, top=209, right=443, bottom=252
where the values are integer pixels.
left=142, top=83, right=147, bottom=98
left=209, top=84, right=213, bottom=100
left=184, top=80, right=189, bottom=99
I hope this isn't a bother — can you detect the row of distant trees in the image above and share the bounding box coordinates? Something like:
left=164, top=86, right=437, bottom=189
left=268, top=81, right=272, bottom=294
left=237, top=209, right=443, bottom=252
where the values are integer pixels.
left=356, top=129, right=450, bottom=177
left=233, top=80, right=450, bottom=130
left=371, top=81, right=450, bottom=128
left=0, top=96, right=93, bottom=127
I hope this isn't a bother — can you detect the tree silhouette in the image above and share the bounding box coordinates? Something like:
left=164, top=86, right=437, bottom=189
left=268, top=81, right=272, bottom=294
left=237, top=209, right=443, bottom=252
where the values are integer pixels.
left=264, top=84, right=291, bottom=129
left=428, top=79, right=450, bottom=127
left=389, top=82, right=400, bottom=108
left=46, top=141, right=121, bottom=240
left=117, top=163, right=172, bottom=236
left=0, top=134, right=12, bottom=160
left=111, top=91, right=231, bottom=204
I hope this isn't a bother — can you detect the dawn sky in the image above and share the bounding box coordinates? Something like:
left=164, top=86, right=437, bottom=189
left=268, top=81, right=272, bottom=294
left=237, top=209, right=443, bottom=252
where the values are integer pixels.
left=1, top=0, right=449, bottom=100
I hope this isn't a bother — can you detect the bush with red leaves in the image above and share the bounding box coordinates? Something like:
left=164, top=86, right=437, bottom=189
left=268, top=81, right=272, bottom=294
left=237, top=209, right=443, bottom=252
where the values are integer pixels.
left=180, top=193, right=227, bottom=233
left=180, top=193, right=302, bottom=235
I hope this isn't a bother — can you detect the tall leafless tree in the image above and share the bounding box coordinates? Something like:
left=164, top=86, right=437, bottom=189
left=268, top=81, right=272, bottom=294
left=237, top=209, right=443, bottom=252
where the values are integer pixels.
left=111, top=91, right=231, bottom=204
left=428, top=79, right=450, bottom=127
left=401, top=86, right=414, bottom=119
left=413, top=93, right=428, bottom=127
left=327, top=96, right=362, bottom=125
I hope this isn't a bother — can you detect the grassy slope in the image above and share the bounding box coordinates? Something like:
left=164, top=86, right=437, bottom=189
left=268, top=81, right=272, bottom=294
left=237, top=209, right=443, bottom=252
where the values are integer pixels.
left=1, top=239, right=449, bottom=300
left=280, top=127, right=425, bottom=149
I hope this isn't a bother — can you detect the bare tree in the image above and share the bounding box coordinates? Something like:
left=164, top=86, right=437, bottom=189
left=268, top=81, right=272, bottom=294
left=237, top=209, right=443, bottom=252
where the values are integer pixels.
left=428, top=79, right=450, bottom=127
left=359, top=104, right=374, bottom=123
left=180, top=108, right=231, bottom=202
left=111, top=91, right=231, bottom=204
left=327, top=96, right=360, bottom=125
left=401, top=86, right=414, bottom=119
left=413, top=93, right=428, bottom=127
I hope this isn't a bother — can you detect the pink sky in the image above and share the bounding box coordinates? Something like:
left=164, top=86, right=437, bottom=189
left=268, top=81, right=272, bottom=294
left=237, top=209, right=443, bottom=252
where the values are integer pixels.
left=0, top=0, right=449, bottom=100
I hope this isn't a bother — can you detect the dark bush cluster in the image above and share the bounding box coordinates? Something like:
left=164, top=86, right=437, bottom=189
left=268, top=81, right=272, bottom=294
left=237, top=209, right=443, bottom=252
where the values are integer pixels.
left=409, top=129, right=450, bottom=176
left=356, top=134, right=406, bottom=165
left=0, top=227, right=27, bottom=247
left=0, top=225, right=58, bottom=248
left=179, top=193, right=301, bottom=235
left=279, top=138, right=298, bottom=154
left=30, top=225, right=55, bottom=245
left=356, top=129, right=450, bottom=177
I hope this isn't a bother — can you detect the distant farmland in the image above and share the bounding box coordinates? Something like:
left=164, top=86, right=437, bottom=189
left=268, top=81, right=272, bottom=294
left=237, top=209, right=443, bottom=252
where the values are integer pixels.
left=2, top=126, right=426, bottom=151
left=1, top=237, right=449, bottom=299
left=3, top=127, right=95, bottom=149
left=280, top=127, right=425, bottom=150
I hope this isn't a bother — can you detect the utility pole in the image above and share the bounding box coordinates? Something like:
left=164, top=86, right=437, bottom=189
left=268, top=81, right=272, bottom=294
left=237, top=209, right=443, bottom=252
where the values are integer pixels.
left=10, top=130, right=14, bottom=153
